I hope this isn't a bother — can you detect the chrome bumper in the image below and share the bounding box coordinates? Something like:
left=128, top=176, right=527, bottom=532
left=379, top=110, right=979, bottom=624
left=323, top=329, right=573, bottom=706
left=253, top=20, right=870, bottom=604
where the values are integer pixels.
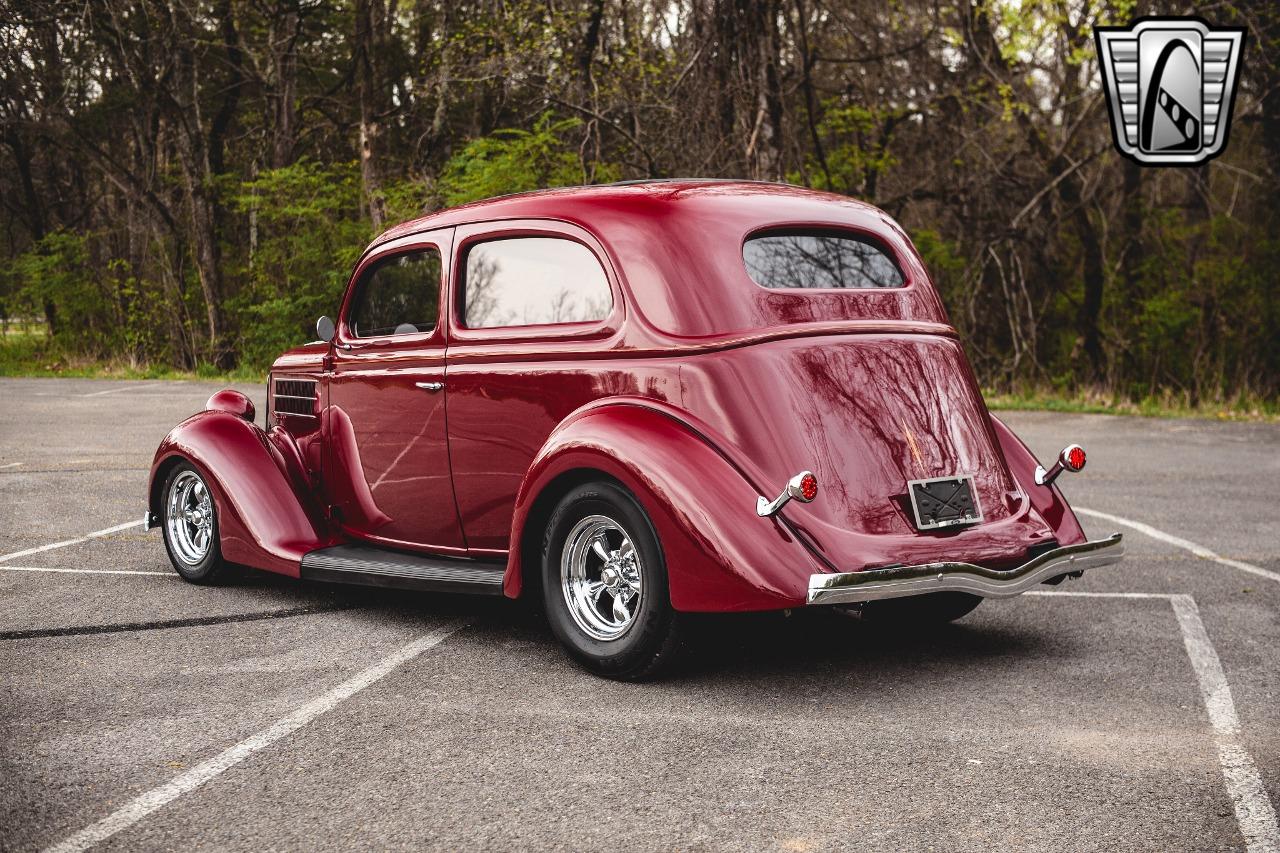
left=807, top=534, right=1125, bottom=606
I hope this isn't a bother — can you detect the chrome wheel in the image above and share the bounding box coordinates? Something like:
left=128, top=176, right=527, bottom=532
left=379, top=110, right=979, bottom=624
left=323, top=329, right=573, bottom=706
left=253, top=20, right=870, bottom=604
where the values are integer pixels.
left=560, top=515, right=643, bottom=641
left=166, top=469, right=214, bottom=567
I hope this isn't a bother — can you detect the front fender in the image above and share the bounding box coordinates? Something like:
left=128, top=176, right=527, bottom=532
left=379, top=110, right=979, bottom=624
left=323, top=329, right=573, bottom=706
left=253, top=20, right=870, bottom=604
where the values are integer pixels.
left=148, top=409, right=330, bottom=576
left=506, top=401, right=826, bottom=612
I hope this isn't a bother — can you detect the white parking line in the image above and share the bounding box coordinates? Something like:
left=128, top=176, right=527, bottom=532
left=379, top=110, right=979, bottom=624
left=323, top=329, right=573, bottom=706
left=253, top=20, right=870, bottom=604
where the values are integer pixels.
left=0, top=519, right=146, bottom=565
left=0, top=462, right=22, bottom=470
left=1025, top=590, right=1169, bottom=599
left=1076, top=506, right=1280, bottom=586
left=81, top=384, right=154, bottom=397
left=1033, top=590, right=1280, bottom=852
left=41, top=619, right=471, bottom=853
left=1171, top=595, right=1280, bottom=853
left=0, top=566, right=174, bottom=577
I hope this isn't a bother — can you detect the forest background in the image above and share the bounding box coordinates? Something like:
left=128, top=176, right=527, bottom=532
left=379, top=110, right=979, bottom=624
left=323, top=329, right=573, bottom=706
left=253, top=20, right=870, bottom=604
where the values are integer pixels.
left=2, top=0, right=1277, bottom=416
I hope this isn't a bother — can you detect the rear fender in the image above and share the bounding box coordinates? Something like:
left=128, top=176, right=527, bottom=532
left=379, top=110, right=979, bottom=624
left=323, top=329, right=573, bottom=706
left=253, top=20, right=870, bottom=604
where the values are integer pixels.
left=989, top=414, right=1086, bottom=546
left=148, top=409, right=330, bottom=576
left=506, top=400, right=824, bottom=612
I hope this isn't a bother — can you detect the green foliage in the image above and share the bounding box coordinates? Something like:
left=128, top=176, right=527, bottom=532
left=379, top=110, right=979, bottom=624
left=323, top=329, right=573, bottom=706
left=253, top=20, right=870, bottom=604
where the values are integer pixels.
left=1, top=0, right=1275, bottom=407
left=228, top=159, right=368, bottom=368
left=0, top=325, right=265, bottom=380
left=7, top=231, right=117, bottom=354
left=796, top=103, right=900, bottom=196
left=910, top=229, right=966, bottom=298
left=381, top=178, right=434, bottom=228
left=984, top=387, right=1278, bottom=421
left=438, top=114, right=618, bottom=207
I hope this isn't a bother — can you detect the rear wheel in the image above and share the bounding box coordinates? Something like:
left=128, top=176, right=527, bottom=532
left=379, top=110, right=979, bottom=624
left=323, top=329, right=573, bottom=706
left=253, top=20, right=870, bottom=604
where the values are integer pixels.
left=161, top=462, right=235, bottom=584
left=542, top=481, right=683, bottom=680
left=857, top=592, right=982, bottom=625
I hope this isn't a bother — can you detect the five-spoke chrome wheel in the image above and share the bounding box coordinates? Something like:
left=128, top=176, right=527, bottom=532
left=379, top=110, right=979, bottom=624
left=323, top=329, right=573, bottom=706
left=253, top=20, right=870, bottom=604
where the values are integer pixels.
left=560, top=514, right=643, bottom=641
left=166, top=469, right=214, bottom=567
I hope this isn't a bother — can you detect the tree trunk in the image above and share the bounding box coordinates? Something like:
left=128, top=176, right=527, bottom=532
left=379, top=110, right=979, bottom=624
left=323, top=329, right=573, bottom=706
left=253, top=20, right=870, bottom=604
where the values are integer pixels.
left=1119, top=160, right=1145, bottom=383
left=1074, top=209, right=1106, bottom=381
left=208, top=0, right=246, bottom=176
left=270, top=0, right=302, bottom=169
left=792, top=0, right=830, bottom=187
left=576, top=0, right=606, bottom=86
left=355, top=0, right=387, bottom=232
left=170, top=8, right=229, bottom=367
left=755, top=0, right=785, bottom=180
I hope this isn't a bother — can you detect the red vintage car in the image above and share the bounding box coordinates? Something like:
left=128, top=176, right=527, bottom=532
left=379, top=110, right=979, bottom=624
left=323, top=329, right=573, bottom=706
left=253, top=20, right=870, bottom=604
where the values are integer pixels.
left=148, top=180, right=1123, bottom=679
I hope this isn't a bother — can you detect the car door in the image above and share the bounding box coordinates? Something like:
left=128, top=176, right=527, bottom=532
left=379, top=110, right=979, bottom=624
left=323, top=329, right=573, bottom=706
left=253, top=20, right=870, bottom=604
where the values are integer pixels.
left=324, top=228, right=466, bottom=553
left=444, top=221, right=630, bottom=556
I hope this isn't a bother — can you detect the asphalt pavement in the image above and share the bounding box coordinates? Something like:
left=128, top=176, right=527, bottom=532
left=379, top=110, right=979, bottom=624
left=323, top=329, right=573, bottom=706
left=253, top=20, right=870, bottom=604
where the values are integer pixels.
left=1, top=377, right=1277, bottom=852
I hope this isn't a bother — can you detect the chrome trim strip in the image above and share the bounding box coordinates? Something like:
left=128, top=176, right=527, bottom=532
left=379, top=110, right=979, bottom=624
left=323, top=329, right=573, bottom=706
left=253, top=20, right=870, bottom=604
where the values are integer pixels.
left=807, top=534, right=1124, bottom=606
left=272, top=393, right=317, bottom=401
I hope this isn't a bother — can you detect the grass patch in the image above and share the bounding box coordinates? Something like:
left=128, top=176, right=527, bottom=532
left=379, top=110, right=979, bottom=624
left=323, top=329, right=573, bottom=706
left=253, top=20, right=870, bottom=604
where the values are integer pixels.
left=0, top=329, right=266, bottom=383
left=985, top=388, right=1279, bottom=422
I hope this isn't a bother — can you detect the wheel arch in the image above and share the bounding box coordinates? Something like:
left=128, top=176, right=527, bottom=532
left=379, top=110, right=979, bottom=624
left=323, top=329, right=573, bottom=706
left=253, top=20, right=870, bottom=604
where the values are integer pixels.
left=504, top=399, right=824, bottom=612
left=147, top=453, right=187, bottom=529
left=147, top=409, right=331, bottom=577
left=515, top=467, right=628, bottom=607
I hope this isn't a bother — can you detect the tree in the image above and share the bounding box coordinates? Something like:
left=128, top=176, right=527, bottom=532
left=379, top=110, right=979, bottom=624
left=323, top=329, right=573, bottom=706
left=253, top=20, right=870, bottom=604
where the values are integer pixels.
left=0, top=0, right=1273, bottom=403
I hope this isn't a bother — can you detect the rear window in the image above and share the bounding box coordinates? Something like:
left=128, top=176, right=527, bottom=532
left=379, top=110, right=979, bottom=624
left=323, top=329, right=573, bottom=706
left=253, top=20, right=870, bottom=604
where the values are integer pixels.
left=743, top=231, right=905, bottom=290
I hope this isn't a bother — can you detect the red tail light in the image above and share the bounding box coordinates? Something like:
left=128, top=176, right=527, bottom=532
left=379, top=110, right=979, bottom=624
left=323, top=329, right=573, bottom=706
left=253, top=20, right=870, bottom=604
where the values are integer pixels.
left=799, top=473, right=818, bottom=501
left=1065, top=445, right=1086, bottom=471
left=1035, top=443, right=1087, bottom=486
left=756, top=470, right=819, bottom=516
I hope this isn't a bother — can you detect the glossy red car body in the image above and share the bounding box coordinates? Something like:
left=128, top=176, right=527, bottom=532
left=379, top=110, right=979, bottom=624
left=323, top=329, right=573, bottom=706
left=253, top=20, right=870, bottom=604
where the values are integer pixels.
left=148, top=180, right=1102, bottom=612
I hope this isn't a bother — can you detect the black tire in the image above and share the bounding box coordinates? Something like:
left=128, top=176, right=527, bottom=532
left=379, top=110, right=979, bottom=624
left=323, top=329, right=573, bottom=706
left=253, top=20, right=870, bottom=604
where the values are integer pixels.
left=160, top=461, right=236, bottom=585
left=858, top=592, right=983, bottom=626
left=541, top=481, right=683, bottom=680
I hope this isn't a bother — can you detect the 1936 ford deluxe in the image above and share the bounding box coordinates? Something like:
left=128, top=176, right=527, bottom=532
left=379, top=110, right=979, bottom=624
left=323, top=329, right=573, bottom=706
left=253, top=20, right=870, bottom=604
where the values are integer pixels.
left=148, top=180, right=1123, bottom=679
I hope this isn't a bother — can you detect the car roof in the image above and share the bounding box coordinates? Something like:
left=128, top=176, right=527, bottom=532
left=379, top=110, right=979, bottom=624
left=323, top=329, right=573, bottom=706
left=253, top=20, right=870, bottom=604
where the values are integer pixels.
left=369, top=180, right=879, bottom=248
left=366, top=180, right=949, bottom=339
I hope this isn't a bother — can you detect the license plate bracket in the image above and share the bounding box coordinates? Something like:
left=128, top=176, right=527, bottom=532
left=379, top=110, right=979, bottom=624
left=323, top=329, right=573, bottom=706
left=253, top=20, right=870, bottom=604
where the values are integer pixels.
left=907, top=474, right=983, bottom=531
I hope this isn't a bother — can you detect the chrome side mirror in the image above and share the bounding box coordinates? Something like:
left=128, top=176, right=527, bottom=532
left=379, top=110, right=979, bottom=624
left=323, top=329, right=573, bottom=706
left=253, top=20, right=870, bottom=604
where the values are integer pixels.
left=316, top=315, right=336, bottom=343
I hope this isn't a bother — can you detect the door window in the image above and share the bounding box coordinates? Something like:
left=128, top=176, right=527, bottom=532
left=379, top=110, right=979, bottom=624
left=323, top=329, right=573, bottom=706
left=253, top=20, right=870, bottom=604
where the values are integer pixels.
left=349, top=248, right=442, bottom=338
left=462, top=237, right=612, bottom=328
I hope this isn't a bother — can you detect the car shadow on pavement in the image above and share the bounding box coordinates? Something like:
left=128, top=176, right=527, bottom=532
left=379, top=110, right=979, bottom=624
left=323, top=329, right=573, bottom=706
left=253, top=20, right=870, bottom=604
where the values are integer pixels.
left=225, top=567, right=1074, bottom=683
left=674, top=608, right=1058, bottom=680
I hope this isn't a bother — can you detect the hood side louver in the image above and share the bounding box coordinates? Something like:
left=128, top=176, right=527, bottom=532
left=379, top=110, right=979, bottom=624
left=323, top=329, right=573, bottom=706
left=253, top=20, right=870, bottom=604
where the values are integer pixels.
left=273, top=378, right=317, bottom=419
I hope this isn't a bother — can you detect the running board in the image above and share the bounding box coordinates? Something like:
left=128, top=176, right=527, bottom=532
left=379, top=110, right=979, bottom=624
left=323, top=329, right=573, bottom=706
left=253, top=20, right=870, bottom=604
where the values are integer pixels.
left=300, top=545, right=505, bottom=595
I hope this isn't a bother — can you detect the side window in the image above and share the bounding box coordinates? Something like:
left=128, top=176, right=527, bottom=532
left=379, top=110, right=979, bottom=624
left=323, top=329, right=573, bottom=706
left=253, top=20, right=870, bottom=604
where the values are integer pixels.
left=462, top=237, right=612, bottom=329
left=348, top=248, right=441, bottom=338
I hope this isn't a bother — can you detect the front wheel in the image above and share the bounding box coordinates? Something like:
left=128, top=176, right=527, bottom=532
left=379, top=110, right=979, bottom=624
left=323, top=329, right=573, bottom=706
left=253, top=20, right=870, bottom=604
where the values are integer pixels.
left=161, top=461, right=235, bottom=584
left=541, top=481, right=683, bottom=680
